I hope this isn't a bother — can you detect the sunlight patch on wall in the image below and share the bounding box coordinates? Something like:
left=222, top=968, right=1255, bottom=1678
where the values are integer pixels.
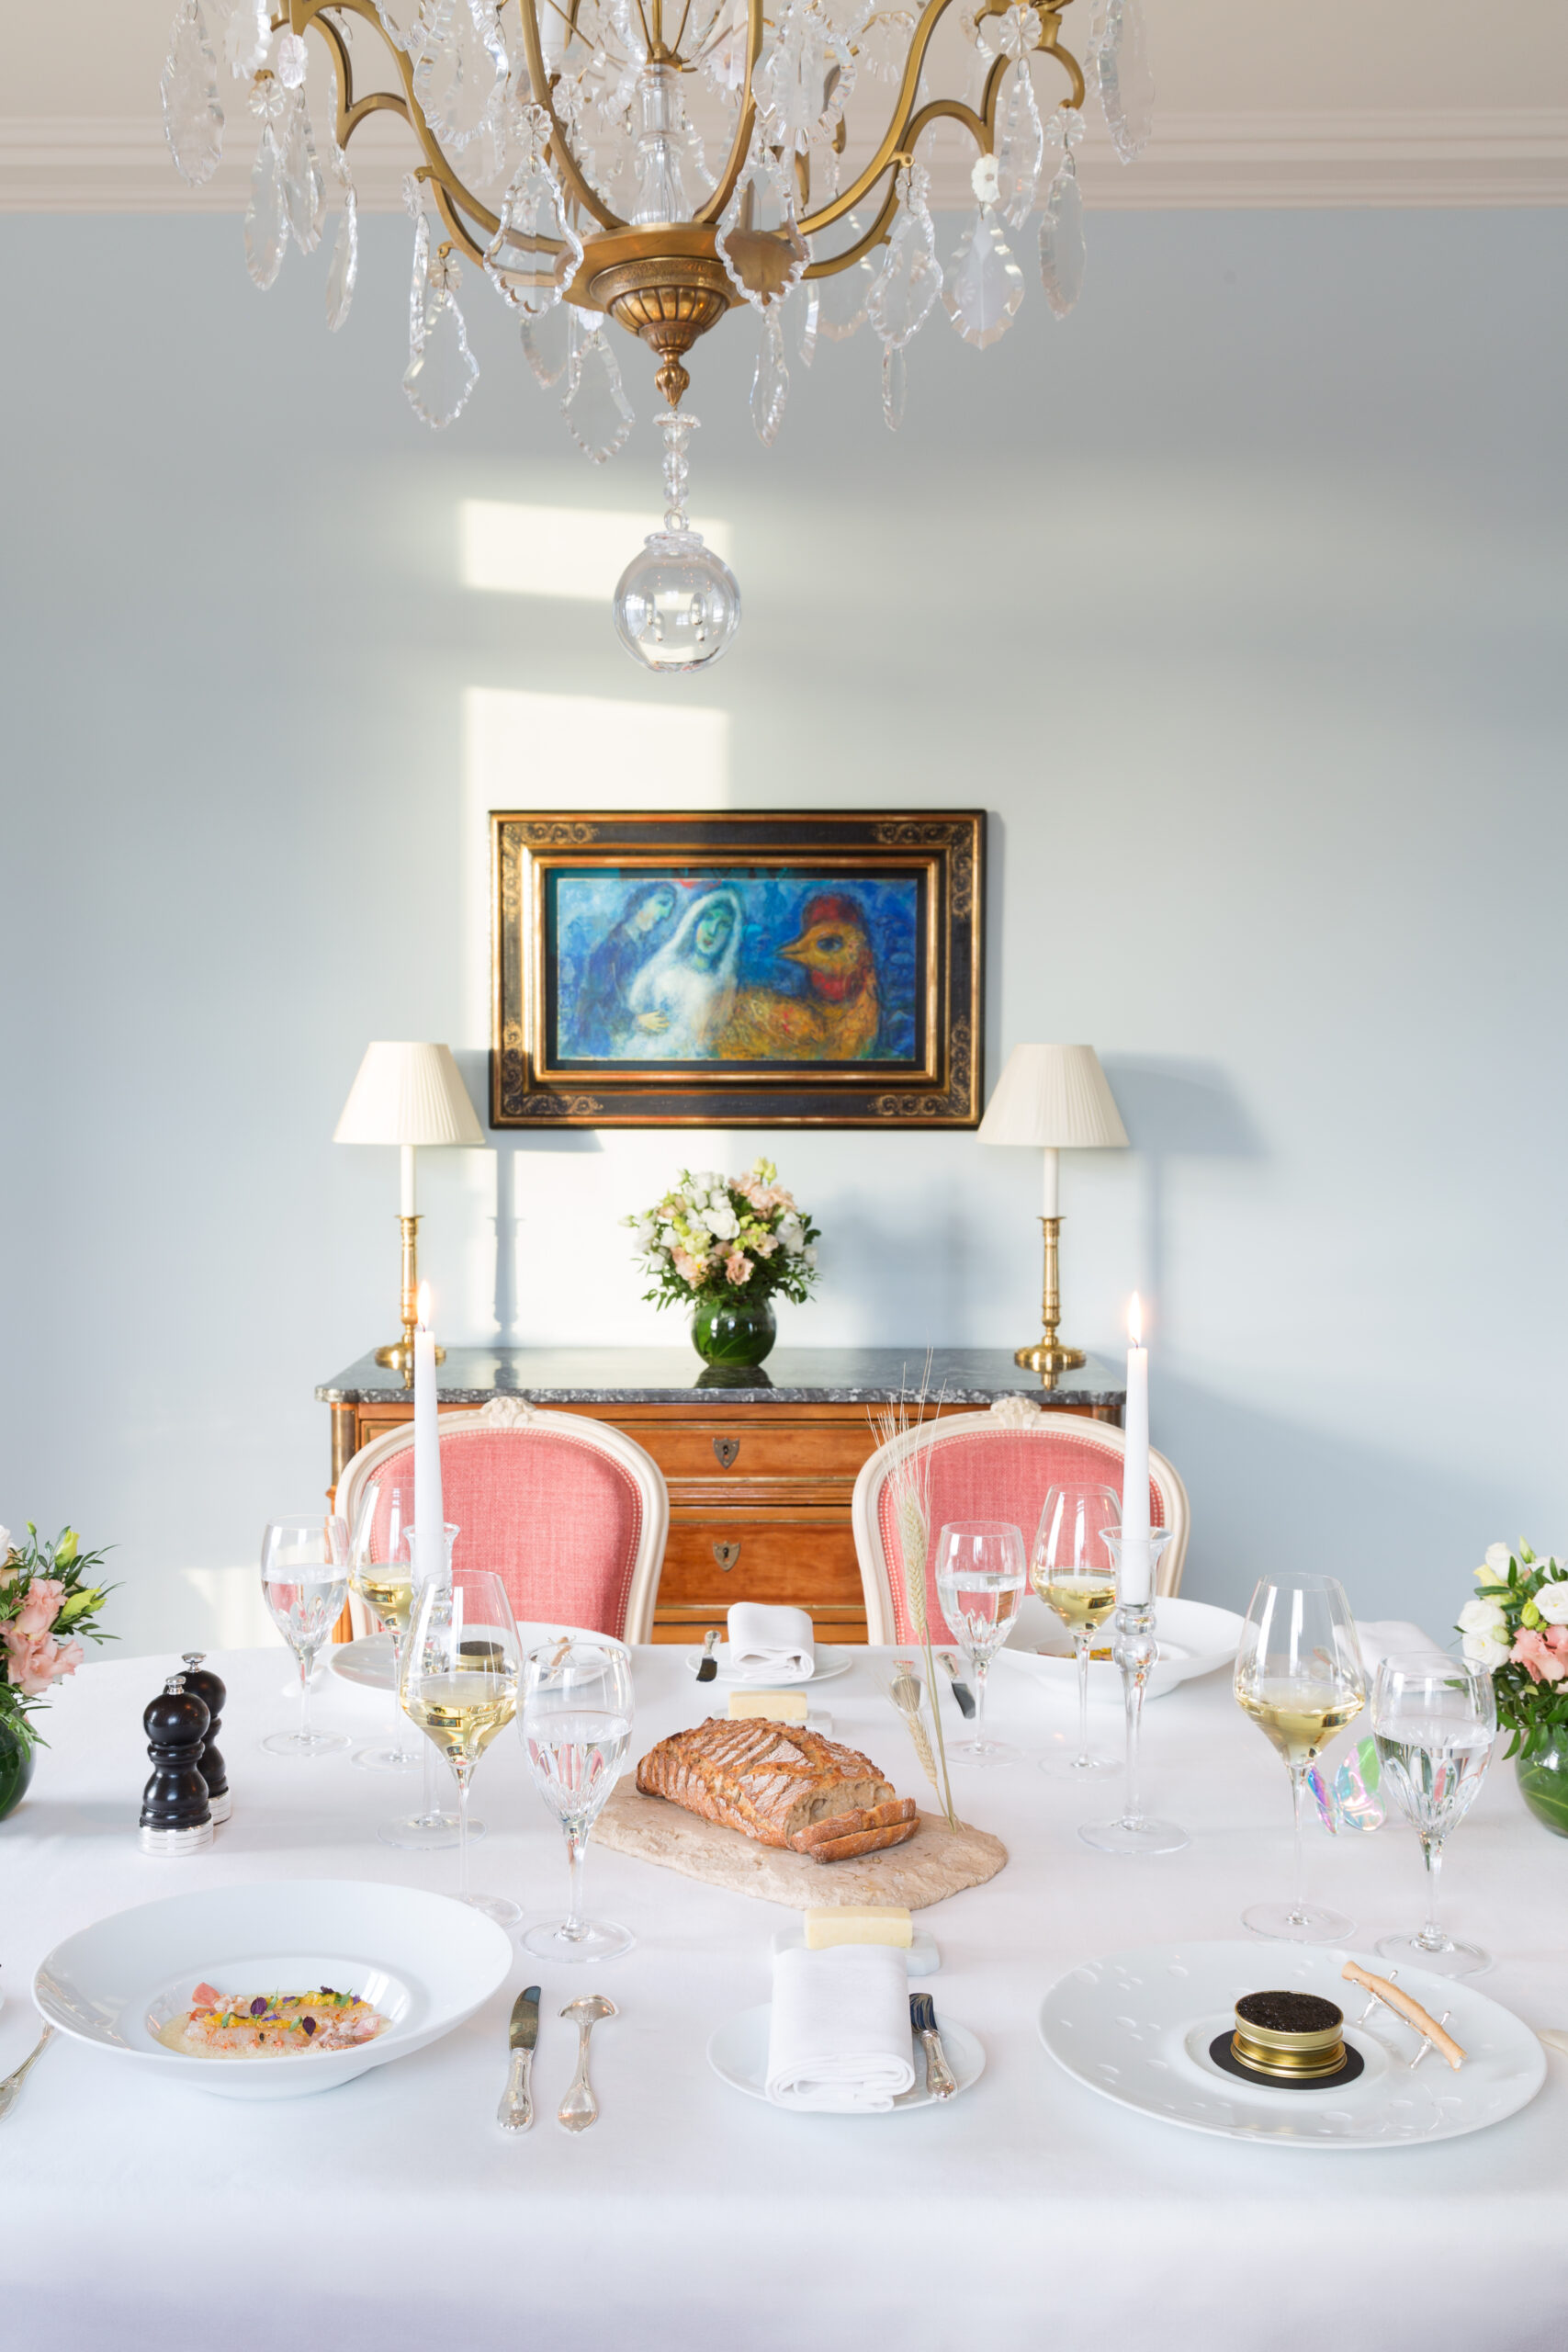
left=461, top=500, right=734, bottom=600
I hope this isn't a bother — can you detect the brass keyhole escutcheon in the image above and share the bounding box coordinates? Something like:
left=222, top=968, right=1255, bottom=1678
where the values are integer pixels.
left=712, top=1438, right=740, bottom=1469
left=713, top=1541, right=741, bottom=1571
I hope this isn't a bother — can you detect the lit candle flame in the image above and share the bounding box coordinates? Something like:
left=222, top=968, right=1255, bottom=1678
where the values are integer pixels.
left=417, top=1279, right=432, bottom=1331
left=1128, top=1292, right=1143, bottom=1348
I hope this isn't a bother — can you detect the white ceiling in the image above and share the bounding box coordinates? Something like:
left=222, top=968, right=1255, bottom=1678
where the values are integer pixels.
left=4, top=0, right=1566, bottom=209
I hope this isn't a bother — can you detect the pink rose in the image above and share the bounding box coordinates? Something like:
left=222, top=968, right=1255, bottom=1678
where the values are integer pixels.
left=724, top=1250, right=752, bottom=1286
left=753, top=1233, right=778, bottom=1258
left=1511, top=1627, right=1568, bottom=1684
left=672, top=1248, right=708, bottom=1288
left=2, top=1624, right=81, bottom=1697
left=12, top=1577, right=66, bottom=1639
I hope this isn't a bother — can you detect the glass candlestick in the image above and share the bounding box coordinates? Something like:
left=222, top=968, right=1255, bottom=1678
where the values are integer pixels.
left=1079, top=1530, right=1188, bottom=1856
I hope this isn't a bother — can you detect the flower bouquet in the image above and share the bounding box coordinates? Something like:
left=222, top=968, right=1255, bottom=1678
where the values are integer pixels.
left=2, top=1522, right=115, bottom=1757
left=625, top=1159, right=820, bottom=1368
left=1458, top=1541, right=1568, bottom=1836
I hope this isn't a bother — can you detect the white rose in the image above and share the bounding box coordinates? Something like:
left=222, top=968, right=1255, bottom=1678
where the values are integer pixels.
left=0, top=1525, right=10, bottom=1558
left=659, top=1226, right=679, bottom=1251
left=803, top=1244, right=818, bottom=1268
left=635, top=1220, right=655, bottom=1248
left=702, top=1201, right=739, bottom=1242
left=1484, top=1542, right=1513, bottom=1575
left=777, top=1216, right=803, bottom=1253
left=1535, top=1581, right=1568, bottom=1626
left=1462, top=1628, right=1511, bottom=1670
left=1458, top=1597, right=1507, bottom=1639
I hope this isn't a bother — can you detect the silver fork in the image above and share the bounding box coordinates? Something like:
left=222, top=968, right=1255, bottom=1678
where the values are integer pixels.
left=0, top=2025, right=54, bottom=2121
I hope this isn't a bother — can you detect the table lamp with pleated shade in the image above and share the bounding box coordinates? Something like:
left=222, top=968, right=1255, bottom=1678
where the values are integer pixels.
left=334, top=1042, right=486, bottom=1371
left=978, top=1044, right=1129, bottom=1383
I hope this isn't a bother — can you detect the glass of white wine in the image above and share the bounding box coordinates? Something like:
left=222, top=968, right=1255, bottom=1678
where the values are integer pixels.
left=521, top=1640, right=635, bottom=1963
left=260, top=1515, right=350, bottom=1758
left=347, top=1483, right=421, bottom=1774
left=1032, top=1483, right=1122, bottom=1779
left=934, top=1521, right=1028, bottom=1765
left=1373, top=1653, right=1495, bottom=1977
left=1235, top=1575, right=1366, bottom=1941
left=401, top=1567, right=522, bottom=1926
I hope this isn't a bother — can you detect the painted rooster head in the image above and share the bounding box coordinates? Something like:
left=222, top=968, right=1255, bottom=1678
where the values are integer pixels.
left=780, top=893, right=874, bottom=999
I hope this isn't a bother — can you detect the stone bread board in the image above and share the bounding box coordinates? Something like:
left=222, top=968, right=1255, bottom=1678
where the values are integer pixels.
left=590, top=1781, right=1007, bottom=1912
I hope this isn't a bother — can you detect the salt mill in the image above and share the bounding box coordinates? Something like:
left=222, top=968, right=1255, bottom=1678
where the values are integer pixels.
left=180, top=1652, right=230, bottom=1824
left=139, top=1674, right=213, bottom=1855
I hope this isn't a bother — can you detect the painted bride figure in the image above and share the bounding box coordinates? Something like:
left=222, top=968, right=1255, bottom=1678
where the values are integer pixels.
left=622, top=889, right=741, bottom=1059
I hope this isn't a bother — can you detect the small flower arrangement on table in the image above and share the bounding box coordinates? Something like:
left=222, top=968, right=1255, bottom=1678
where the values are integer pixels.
left=2, top=1523, right=115, bottom=1754
left=625, top=1159, right=820, bottom=1367
left=1457, top=1543, right=1568, bottom=1838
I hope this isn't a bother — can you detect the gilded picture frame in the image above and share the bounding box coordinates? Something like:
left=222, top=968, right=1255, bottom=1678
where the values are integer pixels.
left=490, top=810, right=985, bottom=1128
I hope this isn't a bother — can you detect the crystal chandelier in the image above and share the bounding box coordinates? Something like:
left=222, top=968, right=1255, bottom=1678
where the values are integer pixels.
left=162, top=0, right=1152, bottom=670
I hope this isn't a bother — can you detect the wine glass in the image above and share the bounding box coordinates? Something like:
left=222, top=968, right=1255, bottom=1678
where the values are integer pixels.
left=1235, top=1575, right=1366, bottom=1940
left=934, top=1521, right=1027, bottom=1766
left=260, top=1516, right=350, bottom=1758
left=1373, top=1653, right=1495, bottom=1976
left=1032, top=1483, right=1122, bottom=1779
left=377, top=1523, right=484, bottom=1852
left=401, top=1567, right=521, bottom=1926
left=347, top=1484, right=421, bottom=1774
left=521, top=1640, right=635, bottom=1963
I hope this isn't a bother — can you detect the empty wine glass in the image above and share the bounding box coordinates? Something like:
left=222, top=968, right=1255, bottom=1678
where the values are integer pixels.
left=521, top=1640, right=635, bottom=1963
left=1235, top=1575, right=1366, bottom=1941
left=1373, top=1653, right=1495, bottom=1977
left=401, top=1566, right=521, bottom=1925
left=348, top=1484, right=421, bottom=1774
left=934, top=1521, right=1027, bottom=1765
left=260, top=1516, right=350, bottom=1758
left=1032, top=1483, right=1122, bottom=1779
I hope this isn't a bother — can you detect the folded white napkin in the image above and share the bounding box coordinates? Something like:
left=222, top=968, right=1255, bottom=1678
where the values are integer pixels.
left=765, top=1945, right=916, bottom=2113
left=1358, top=1619, right=1454, bottom=1679
left=728, top=1603, right=814, bottom=1684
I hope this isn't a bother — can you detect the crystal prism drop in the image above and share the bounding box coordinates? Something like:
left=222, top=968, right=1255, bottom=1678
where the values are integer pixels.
left=942, top=205, right=1024, bottom=347
left=483, top=107, right=584, bottom=314
left=996, top=58, right=1044, bottom=227
left=716, top=136, right=808, bottom=311
left=243, top=121, right=288, bottom=288
left=753, top=0, right=855, bottom=155
left=1037, top=153, right=1085, bottom=317
left=751, top=307, right=788, bottom=447
left=410, top=0, right=510, bottom=153
left=794, top=276, right=818, bottom=368
left=812, top=212, right=874, bottom=342
left=866, top=166, right=939, bottom=348
left=225, top=0, right=269, bottom=79
left=880, top=341, right=906, bottom=431
left=520, top=301, right=572, bottom=389
left=1097, top=0, right=1154, bottom=163
left=403, top=278, right=479, bottom=428
left=561, top=332, right=634, bottom=462
left=404, top=173, right=432, bottom=354
left=282, top=91, right=324, bottom=254
left=326, top=188, right=359, bottom=330
left=162, top=1, right=224, bottom=187
left=274, top=29, right=309, bottom=87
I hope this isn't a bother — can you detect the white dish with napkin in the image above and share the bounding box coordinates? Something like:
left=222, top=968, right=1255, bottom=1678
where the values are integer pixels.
left=683, top=1645, right=852, bottom=1687
left=708, top=1951, right=983, bottom=2113
left=726, top=1603, right=816, bottom=1683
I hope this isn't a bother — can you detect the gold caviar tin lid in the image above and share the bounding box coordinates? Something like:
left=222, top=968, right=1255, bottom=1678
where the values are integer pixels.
left=1231, top=1991, right=1347, bottom=2080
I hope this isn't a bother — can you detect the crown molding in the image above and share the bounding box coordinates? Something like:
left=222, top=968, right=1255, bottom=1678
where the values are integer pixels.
left=2, top=108, right=1565, bottom=214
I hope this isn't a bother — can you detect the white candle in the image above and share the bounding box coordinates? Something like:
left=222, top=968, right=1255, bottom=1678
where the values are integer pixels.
left=1042, top=1144, right=1060, bottom=1220
left=1121, top=1292, right=1152, bottom=1604
left=400, top=1142, right=416, bottom=1221
left=412, top=1278, right=444, bottom=1566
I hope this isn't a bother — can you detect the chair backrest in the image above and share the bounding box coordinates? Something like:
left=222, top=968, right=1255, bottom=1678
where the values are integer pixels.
left=335, top=1399, right=669, bottom=1643
left=851, top=1399, right=1190, bottom=1645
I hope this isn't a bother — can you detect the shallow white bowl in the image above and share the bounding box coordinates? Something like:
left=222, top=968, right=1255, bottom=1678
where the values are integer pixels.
left=34, top=1880, right=513, bottom=2101
left=998, top=1594, right=1244, bottom=1702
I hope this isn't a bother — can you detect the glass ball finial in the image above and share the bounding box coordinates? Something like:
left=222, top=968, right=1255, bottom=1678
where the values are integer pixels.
left=612, top=409, right=741, bottom=673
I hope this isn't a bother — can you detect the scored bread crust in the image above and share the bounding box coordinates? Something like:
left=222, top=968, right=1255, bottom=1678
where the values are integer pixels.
left=635, top=1719, right=914, bottom=1853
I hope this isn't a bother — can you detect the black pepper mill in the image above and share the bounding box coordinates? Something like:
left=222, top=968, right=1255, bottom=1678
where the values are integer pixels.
left=180, top=1652, right=230, bottom=1824
left=139, top=1674, right=213, bottom=1855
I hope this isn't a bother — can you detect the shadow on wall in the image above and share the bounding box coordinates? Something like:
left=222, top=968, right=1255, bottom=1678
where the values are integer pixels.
left=1100, top=1057, right=1267, bottom=1307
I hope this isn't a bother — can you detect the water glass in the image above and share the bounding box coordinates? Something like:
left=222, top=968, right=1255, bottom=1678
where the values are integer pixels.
left=521, top=1640, right=635, bottom=1963
left=1032, top=1482, right=1122, bottom=1779
left=934, top=1521, right=1027, bottom=1765
left=260, top=1516, right=350, bottom=1758
left=401, top=1566, right=521, bottom=1925
left=1373, top=1653, right=1495, bottom=1976
left=1234, top=1575, right=1366, bottom=1940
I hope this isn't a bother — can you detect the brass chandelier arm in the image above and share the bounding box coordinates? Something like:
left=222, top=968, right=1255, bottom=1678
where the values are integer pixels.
left=692, top=0, right=765, bottom=223
left=514, top=5, right=626, bottom=230
left=798, top=0, right=961, bottom=235
left=296, top=0, right=503, bottom=245
left=800, top=174, right=899, bottom=277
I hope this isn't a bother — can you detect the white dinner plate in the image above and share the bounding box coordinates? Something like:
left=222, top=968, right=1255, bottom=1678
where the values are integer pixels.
left=682, top=1644, right=853, bottom=1687
left=1038, top=1939, right=1547, bottom=2149
left=331, top=1621, right=616, bottom=1693
left=999, top=1596, right=1244, bottom=1702
left=708, top=2002, right=983, bottom=2111
left=34, top=1880, right=513, bottom=2101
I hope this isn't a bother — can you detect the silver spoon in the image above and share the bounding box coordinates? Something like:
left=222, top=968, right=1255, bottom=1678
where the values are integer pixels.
left=557, top=1996, right=615, bottom=2132
left=0, top=2024, right=54, bottom=2122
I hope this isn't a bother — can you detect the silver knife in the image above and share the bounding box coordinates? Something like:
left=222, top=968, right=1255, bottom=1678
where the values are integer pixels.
left=910, top=1993, right=957, bottom=2100
left=497, top=1985, right=540, bottom=2132
left=937, top=1650, right=976, bottom=1720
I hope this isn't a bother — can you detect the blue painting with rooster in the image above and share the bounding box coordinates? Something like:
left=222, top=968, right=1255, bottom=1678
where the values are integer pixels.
left=549, top=868, right=923, bottom=1067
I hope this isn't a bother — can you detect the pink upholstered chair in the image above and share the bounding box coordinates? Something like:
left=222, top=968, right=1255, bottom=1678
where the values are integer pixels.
left=335, top=1398, right=668, bottom=1643
left=851, top=1398, right=1190, bottom=1645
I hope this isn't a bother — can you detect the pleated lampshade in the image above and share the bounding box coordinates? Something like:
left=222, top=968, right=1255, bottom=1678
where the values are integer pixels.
left=977, top=1045, right=1129, bottom=1148
left=333, top=1042, right=486, bottom=1148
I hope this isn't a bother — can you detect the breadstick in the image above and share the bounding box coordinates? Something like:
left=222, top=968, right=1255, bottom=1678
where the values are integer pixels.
left=1341, top=1961, right=1466, bottom=2070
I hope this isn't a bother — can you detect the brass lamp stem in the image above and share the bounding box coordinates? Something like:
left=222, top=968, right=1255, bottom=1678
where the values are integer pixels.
left=373, top=1214, right=446, bottom=1374
left=1014, top=1215, right=1086, bottom=1388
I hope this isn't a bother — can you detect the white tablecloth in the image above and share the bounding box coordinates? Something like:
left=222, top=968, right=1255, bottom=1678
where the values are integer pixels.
left=3, top=1645, right=1566, bottom=2352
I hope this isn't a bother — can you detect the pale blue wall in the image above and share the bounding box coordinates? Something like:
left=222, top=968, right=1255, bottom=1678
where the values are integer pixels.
left=1, top=208, right=1563, bottom=1649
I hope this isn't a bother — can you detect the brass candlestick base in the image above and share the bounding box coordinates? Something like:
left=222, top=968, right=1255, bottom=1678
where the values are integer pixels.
left=1013, top=1216, right=1086, bottom=1389
left=372, top=1214, right=446, bottom=1372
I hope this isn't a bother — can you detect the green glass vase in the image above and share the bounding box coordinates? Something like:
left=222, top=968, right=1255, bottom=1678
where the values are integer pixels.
left=1516, top=1740, right=1568, bottom=1838
left=691, top=1295, right=777, bottom=1370
left=0, top=1717, right=36, bottom=1824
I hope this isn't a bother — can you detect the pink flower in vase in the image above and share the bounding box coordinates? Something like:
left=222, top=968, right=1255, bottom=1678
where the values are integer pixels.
left=724, top=1250, right=753, bottom=1287
left=672, top=1248, right=708, bottom=1288
left=1511, top=1627, right=1568, bottom=1684
left=12, top=1577, right=66, bottom=1638
left=2, top=1624, right=83, bottom=1696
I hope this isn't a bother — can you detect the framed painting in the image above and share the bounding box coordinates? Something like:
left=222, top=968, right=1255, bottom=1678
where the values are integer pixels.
left=490, top=810, right=984, bottom=1128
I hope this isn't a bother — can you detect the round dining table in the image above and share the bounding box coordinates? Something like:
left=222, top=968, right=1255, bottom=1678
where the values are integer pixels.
left=2, top=1637, right=1564, bottom=2352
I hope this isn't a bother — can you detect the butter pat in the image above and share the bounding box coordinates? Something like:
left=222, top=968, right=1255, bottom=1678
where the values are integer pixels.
left=728, top=1689, right=808, bottom=1724
left=804, top=1905, right=913, bottom=1951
